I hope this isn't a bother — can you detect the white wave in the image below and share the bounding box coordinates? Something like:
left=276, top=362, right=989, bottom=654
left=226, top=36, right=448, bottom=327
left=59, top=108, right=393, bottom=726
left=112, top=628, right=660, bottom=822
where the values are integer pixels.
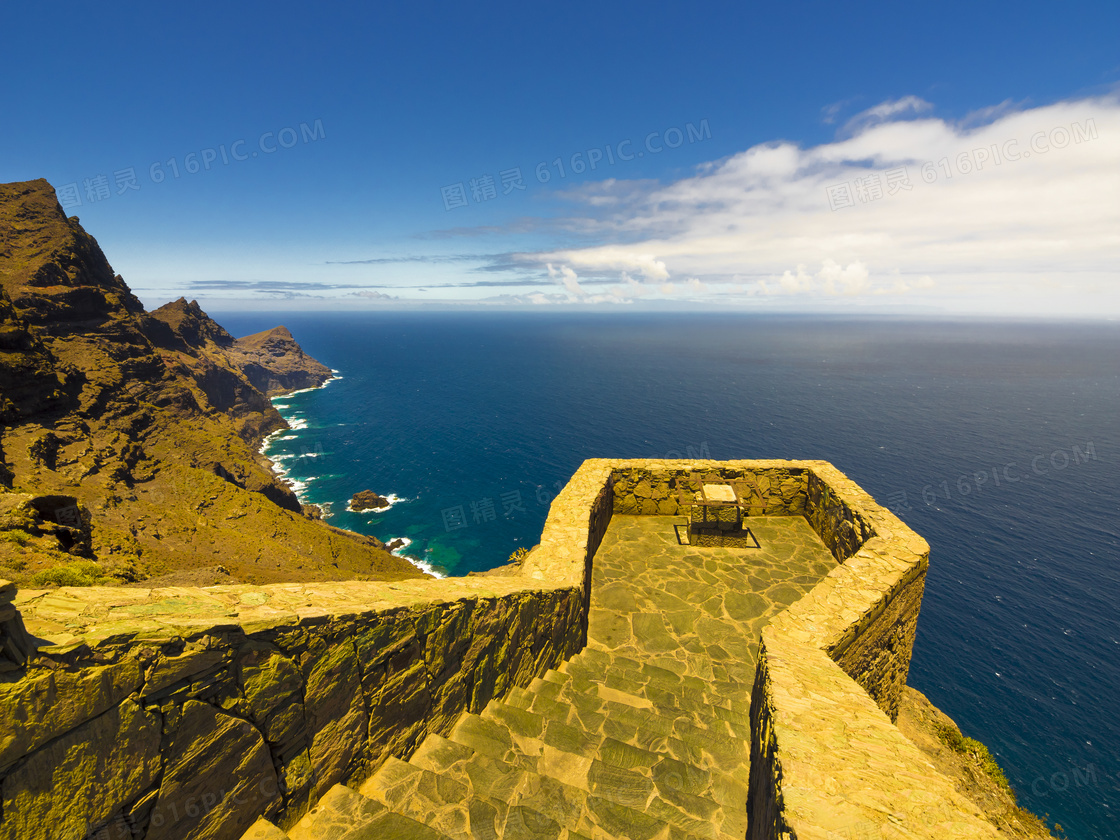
left=273, top=373, right=342, bottom=400
left=388, top=541, right=445, bottom=579
left=283, top=476, right=319, bottom=498
left=258, top=427, right=289, bottom=456
left=287, top=418, right=309, bottom=430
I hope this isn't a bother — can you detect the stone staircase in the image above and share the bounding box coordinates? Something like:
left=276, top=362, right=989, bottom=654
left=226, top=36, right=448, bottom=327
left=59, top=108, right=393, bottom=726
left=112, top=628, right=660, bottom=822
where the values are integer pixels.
left=243, top=513, right=841, bottom=840
left=247, top=644, right=752, bottom=840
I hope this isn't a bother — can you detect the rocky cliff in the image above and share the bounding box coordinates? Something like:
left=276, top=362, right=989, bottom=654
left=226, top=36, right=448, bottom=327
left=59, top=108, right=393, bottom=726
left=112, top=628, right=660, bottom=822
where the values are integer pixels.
left=227, top=325, right=334, bottom=397
left=0, top=178, right=423, bottom=586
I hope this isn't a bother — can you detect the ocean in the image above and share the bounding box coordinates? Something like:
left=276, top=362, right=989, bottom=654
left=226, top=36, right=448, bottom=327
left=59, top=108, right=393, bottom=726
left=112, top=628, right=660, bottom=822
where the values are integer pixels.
left=215, top=311, right=1119, bottom=839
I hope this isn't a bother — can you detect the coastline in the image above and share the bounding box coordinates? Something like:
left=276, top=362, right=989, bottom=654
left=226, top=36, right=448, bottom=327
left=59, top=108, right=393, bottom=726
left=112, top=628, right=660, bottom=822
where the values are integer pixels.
left=258, top=370, right=444, bottom=578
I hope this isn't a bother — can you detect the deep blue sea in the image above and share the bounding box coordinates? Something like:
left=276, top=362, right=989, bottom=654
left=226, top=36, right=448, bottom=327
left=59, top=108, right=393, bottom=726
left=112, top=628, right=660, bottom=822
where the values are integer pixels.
left=215, top=312, right=1118, bottom=839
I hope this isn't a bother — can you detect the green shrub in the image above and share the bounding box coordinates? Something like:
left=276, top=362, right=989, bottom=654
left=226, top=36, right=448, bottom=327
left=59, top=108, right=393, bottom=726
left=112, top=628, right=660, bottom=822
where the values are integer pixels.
left=508, top=547, right=530, bottom=564
left=30, top=561, right=106, bottom=587
left=0, top=529, right=32, bottom=547
left=934, top=721, right=1014, bottom=798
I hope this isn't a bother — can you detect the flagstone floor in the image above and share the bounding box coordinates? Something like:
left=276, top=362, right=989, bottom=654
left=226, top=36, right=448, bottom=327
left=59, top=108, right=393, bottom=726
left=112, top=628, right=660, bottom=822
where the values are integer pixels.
left=277, top=514, right=840, bottom=839
left=586, top=515, right=839, bottom=689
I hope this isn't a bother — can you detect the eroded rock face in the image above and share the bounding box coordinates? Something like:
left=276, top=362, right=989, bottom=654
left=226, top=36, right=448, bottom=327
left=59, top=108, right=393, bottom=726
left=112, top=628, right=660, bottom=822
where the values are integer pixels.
left=146, top=700, right=279, bottom=840
left=0, top=699, right=161, bottom=840
left=147, top=297, right=275, bottom=427
left=226, top=326, right=333, bottom=397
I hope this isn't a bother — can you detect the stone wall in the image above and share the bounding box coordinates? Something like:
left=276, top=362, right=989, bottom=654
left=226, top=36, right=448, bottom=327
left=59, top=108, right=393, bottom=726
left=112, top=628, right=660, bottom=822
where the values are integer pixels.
left=0, top=464, right=610, bottom=840
left=2, top=583, right=586, bottom=840
left=806, top=468, right=873, bottom=561
left=743, top=462, right=1001, bottom=840
left=593, top=458, right=1005, bottom=839
left=1, top=459, right=1012, bottom=840
left=611, top=461, right=809, bottom=517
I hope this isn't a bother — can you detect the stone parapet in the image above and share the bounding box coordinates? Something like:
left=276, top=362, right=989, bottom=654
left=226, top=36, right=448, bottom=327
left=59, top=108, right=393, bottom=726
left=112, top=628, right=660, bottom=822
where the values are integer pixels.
left=744, top=462, right=1000, bottom=840
left=609, top=459, right=810, bottom=517
left=0, top=460, right=1007, bottom=840
left=0, top=462, right=611, bottom=840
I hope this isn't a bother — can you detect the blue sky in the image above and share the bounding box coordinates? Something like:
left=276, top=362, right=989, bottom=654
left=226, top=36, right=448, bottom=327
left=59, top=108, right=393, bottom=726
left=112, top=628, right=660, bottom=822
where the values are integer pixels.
left=3, top=1, right=1118, bottom=315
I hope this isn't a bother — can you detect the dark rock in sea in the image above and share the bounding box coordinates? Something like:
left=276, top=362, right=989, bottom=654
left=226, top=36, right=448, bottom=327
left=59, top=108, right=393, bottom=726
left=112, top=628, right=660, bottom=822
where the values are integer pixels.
left=385, top=538, right=406, bottom=552
left=351, top=490, right=391, bottom=512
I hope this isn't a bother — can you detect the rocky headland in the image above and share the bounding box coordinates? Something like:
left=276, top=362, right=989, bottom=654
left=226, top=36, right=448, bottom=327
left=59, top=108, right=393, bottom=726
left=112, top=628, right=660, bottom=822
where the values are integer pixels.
left=0, top=178, right=425, bottom=587
left=227, top=324, right=334, bottom=397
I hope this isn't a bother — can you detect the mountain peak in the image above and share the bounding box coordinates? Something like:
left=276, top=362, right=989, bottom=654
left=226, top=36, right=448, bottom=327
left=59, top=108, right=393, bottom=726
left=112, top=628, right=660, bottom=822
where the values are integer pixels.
left=149, top=296, right=234, bottom=348
left=0, top=178, right=145, bottom=327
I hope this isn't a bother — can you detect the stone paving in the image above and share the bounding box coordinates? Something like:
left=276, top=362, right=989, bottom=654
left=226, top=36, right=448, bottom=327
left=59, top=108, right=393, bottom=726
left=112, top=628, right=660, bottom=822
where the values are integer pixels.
left=587, top=515, right=838, bottom=688
left=256, top=514, right=838, bottom=839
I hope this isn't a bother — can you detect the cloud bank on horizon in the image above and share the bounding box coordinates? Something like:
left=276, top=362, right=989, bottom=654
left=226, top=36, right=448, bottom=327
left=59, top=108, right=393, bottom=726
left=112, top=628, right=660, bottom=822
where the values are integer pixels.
left=168, top=92, right=1117, bottom=317
left=484, top=92, right=1116, bottom=315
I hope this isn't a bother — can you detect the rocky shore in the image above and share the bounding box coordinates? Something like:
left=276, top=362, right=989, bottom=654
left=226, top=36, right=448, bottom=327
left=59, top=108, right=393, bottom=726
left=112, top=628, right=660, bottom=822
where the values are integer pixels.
left=0, top=178, right=425, bottom=586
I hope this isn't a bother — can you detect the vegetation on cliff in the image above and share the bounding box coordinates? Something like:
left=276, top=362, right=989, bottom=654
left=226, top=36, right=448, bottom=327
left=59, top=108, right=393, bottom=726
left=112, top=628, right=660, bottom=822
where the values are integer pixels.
left=0, top=178, right=424, bottom=586
left=898, top=687, right=1058, bottom=839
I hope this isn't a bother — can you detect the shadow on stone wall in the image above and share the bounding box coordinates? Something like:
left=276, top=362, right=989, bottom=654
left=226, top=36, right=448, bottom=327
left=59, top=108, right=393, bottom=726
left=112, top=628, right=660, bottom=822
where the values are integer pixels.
left=1, top=460, right=1003, bottom=840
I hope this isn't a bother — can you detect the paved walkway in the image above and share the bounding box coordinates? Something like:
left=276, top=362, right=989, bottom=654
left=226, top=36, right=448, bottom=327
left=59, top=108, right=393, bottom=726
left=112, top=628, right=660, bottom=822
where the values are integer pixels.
left=266, top=515, right=837, bottom=840
left=588, top=515, right=838, bottom=686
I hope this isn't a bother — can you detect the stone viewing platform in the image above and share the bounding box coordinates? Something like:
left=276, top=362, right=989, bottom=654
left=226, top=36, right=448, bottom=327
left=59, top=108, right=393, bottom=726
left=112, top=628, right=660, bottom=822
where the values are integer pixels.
left=0, top=460, right=1006, bottom=840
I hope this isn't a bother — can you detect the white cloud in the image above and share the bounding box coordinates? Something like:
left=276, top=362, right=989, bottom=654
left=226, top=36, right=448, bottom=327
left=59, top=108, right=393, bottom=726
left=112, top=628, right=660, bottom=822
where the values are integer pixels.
left=347, top=290, right=398, bottom=300
left=841, top=95, right=933, bottom=136
left=525, top=92, right=1120, bottom=315
left=546, top=262, right=586, bottom=297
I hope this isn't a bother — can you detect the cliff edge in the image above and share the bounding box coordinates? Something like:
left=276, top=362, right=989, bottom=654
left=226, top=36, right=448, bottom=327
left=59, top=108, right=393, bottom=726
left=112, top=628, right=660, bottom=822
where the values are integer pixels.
left=0, top=178, right=424, bottom=586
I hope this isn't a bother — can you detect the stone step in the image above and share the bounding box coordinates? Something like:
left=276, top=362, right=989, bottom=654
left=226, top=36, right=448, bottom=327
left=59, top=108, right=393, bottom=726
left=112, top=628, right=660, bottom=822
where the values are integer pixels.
left=540, top=667, right=753, bottom=740
left=577, top=647, right=750, bottom=703
left=287, top=783, right=451, bottom=840
left=560, top=655, right=752, bottom=727
left=519, top=676, right=750, bottom=758
left=529, top=678, right=749, bottom=776
left=417, top=731, right=712, bottom=840
left=478, top=700, right=747, bottom=839
left=505, top=686, right=750, bottom=810
left=240, top=817, right=290, bottom=839
left=463, top=712, right=734, bottom=840
left=360, top=754, right=587, bottom=840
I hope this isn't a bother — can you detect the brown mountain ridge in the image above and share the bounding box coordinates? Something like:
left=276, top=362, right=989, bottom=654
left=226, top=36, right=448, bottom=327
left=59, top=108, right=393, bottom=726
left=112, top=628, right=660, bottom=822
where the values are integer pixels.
left=0, top=178, right=424, bottom=587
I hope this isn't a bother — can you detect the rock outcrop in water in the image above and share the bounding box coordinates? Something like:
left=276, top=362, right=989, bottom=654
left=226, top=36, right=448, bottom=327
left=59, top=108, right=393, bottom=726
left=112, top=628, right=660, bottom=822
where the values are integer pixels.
left=350, top=490, right=391, bottom=512
left=0, top=178, right=423, bottom=586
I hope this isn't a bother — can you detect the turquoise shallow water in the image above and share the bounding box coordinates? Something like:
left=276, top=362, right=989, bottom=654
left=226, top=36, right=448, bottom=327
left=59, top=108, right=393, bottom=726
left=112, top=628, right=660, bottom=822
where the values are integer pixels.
left=216, top=311, right=1119, bottom=839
